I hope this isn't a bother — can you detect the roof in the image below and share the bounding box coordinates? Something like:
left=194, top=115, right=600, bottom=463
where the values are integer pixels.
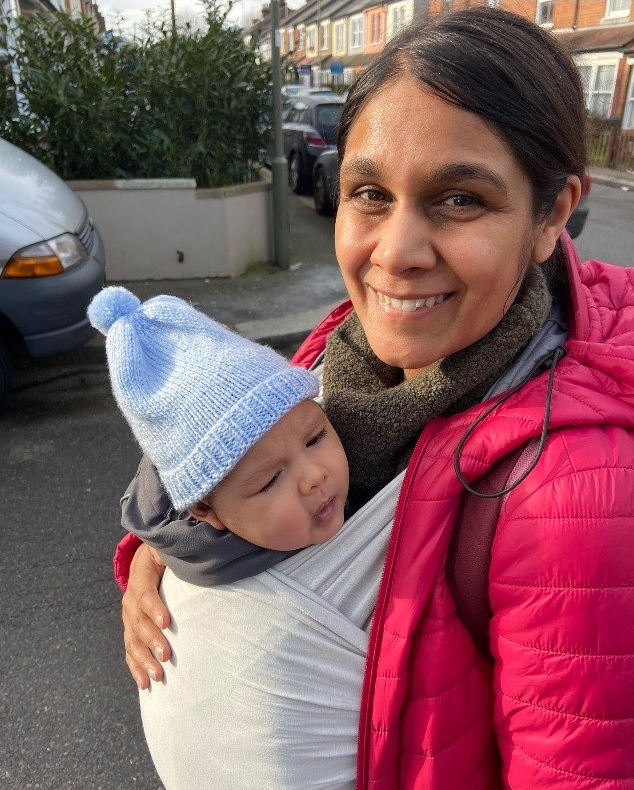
left=554, top=23, right=634, bottom=54
left=279, top=0, right=382, bottom=27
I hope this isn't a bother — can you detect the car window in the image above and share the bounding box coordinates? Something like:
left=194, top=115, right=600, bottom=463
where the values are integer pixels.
left=314, top=104, right=344, bottom=128
left=287, top=102, right=308, bottom=123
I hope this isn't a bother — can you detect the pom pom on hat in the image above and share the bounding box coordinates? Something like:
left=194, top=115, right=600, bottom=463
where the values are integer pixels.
left=88, top=286, right=141, bottom=335
left=87, top=287, right=319, bottom=510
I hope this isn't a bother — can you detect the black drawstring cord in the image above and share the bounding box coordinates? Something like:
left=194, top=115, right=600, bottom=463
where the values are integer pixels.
left=453, top=346, right=566, bottom=499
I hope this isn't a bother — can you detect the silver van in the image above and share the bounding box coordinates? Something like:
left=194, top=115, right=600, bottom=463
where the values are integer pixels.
left=0, top=138, right=105, bottom=403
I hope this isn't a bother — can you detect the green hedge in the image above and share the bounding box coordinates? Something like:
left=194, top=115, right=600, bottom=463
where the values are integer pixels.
left=0, top=2, right=271, bottom=188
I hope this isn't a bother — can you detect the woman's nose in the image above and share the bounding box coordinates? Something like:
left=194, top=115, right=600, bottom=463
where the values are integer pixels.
left=370, top=205, right=437, bottom=274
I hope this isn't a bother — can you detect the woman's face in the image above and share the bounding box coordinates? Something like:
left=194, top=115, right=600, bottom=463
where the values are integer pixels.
left=335, top=76, right=567, bottom=377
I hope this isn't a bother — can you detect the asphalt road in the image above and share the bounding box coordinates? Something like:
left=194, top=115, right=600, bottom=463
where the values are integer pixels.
left=0, top=183, right=631, bottom=789
left=575, top=178, right=634, bottom=267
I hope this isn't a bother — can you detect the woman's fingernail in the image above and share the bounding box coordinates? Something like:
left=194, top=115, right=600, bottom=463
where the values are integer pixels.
left=153, top=645, right=164, bottom=662
left=148, top=666, right=158, bottom=682
left=155, top=614, right=164, bottom=629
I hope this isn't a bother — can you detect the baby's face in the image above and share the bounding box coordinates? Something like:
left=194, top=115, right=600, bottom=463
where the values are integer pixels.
left=208, top=400, right=349, bottom=550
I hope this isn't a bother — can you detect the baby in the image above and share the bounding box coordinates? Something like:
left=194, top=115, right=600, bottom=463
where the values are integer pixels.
left=89, top=287, right=391, bottom=790
left=88, top=286, right=349, bottom=555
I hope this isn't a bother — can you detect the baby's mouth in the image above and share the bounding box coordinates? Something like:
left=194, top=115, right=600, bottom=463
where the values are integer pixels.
left=314, top=496, right=336, bottom=524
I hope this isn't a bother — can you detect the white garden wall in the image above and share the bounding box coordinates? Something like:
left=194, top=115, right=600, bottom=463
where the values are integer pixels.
left=68, top=178, right=273, bottom=280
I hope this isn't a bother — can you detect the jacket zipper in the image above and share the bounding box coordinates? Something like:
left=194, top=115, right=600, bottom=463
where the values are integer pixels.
left=356, top=423, right=439, bottom=789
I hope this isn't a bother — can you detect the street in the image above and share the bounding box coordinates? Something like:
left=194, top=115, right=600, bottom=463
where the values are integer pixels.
left=0, top=182, right=632, bottom=789
left=575, top=179, right=634, bottom=267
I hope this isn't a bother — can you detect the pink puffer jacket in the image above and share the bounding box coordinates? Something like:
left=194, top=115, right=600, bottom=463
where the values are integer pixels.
left=293, top=237, right=634, bottom=789
left=115, top=239, right=634, bottom=787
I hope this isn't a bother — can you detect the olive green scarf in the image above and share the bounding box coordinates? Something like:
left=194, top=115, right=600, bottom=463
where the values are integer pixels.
left=322, top=264, right=552, bottom=510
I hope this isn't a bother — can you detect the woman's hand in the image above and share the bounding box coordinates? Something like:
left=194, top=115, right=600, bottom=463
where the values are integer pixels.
left=122, top=543, right=170, bottom=689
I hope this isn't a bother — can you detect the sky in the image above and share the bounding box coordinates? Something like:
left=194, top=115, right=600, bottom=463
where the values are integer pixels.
left=98, top=0, right=304, bottom=33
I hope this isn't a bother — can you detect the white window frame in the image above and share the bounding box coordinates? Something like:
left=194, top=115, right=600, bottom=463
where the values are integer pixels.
left=624, top=60, right=634, bottom=129
left=333, top=20, right=346, bottom=55
left=306, top=24, right=318, bottom=57
left=320, top=21, right=330, bottom=51
left=298, top=25, right=306, bottom=51
left=535, top=0, right=554, bottom=26
left=349, top=14, right=364, bottom=51
left=605, top=0, right=631, bottom=18
left=259, top=40, right=271, bottom=62
left=575, top=54, right=619, bottom=119
left=387, top=0, right=410, bottom=41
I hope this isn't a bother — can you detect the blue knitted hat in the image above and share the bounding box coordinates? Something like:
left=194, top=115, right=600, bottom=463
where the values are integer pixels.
left=88, top=287, right=319, bottom=510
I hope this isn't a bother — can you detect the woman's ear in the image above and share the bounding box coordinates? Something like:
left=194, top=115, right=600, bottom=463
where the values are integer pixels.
left=531, top=175, right=582, bottom=264
left=188, top=501, right=227, bottom=532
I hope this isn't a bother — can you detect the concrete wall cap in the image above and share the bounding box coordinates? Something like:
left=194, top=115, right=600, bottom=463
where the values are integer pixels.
left=67, top=178, right=197, bottom=191
left=196, top=180, right=272, bottom=199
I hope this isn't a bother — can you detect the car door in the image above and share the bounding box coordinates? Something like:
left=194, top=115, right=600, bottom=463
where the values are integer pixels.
left=282, top=101, right=309, bottom=159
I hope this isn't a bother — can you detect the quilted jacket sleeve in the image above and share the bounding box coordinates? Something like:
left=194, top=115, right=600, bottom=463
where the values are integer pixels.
left=489, top=428, right=634, bottom=788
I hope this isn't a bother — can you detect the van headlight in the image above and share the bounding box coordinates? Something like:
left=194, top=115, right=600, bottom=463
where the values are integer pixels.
left=2, top=233, right=87, bottom=278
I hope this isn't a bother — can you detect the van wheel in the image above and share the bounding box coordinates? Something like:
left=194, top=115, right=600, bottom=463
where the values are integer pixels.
left=0, top=339, right=12, bottom=407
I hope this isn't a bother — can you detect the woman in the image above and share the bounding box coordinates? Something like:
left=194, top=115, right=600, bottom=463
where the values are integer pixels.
left=118, top=7, right=634, bottom=788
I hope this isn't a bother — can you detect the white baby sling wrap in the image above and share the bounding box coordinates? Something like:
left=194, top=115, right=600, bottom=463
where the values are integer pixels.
left=139, top=472, right=404, bottom=790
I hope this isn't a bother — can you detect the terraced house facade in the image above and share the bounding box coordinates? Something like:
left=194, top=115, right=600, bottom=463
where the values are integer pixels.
left=247, top=0, right=634, bottom=168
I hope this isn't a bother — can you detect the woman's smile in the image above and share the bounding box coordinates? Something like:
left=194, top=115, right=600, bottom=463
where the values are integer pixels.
left=371, top=286, right=453, bottom=314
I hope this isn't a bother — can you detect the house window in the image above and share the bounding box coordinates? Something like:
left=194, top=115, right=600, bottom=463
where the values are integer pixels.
left=624, top=73, right=634, bottom=128
left=392, top=6, right=406, bottom=36
left=288, top=30, right=295, bottom=51
left=350, top=17, right=363, bottom=49
left=371, top=14, right=382, bottom=44
left=578, top=63, right=616, bottom=118
left=334, top=22, right=345, bottom=53
left=308, top=27, right=316, bottom=54
left=536, top=0, right=554, bottom=25
left=320, top=23, right=329, bottom=50
left=605, top=0, right=631, bottom=15
left=299, top=27, right=305, bottom=50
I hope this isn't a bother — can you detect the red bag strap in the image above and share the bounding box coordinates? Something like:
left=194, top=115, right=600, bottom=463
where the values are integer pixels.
left=446, top=444, right=530, bottom=661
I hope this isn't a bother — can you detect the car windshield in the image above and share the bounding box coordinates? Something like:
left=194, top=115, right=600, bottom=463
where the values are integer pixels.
left=314, top=104, right=344, bottom=128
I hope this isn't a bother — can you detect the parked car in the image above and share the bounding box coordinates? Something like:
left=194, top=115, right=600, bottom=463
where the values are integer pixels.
left=312, top=148, right=339, bottom=216
left=0, top=138, right=106, bottom=404
left=565, top=172, right=592, bottom=238
left=281, top=84, right=306, bottom=99
left=312, top=148, right=593, bottom=236
left=281, top=85, right=336, bottom=99
left=278, top=94, right=345, bottom=193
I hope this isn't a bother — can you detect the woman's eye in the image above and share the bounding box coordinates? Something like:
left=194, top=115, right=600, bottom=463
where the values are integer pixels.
left=352, top=187, right=388, bottom=203
left=306, top=428, right=327, bottom=448
left=441, top=193, right=483, bottom=208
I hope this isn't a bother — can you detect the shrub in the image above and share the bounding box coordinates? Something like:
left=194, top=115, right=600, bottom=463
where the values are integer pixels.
left=0, top=1, right=271, bottom=187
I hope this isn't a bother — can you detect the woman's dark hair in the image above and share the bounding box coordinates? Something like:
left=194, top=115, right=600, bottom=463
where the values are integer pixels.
left=338, top=7, right=587, bottom=223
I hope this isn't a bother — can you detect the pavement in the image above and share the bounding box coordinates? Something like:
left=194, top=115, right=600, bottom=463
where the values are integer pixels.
left=96, top=164, right=634, bottom=353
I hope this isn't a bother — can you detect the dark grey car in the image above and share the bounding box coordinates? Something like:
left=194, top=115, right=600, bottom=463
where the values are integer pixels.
left=281, top=95, right=345, bottom=194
